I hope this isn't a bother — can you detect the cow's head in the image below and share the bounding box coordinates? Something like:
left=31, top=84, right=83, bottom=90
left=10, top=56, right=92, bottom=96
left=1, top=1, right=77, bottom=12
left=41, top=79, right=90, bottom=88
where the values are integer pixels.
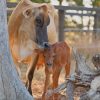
left=23, top=4, right=50, bottom=49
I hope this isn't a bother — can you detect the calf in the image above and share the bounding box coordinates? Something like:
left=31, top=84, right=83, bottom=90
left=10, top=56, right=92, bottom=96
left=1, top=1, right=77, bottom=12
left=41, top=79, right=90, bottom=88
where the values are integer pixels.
left=42, top=41, right=71, bottom=100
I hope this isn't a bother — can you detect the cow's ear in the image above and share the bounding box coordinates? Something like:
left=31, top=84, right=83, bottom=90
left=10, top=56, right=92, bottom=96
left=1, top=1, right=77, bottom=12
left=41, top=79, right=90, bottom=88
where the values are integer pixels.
left=23, top=9, right=32, bottom=18
left=53, top=53, right=56, bottom=57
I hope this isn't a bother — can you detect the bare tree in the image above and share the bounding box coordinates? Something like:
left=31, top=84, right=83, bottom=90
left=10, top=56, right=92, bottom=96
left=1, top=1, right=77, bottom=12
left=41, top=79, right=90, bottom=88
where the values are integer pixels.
left=0, top=0, right=33, bottom=100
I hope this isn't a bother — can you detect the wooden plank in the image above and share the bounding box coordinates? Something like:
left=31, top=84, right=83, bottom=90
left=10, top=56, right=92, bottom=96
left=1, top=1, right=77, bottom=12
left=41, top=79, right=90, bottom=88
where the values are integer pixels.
left=64, top=28, right=100, bottom=32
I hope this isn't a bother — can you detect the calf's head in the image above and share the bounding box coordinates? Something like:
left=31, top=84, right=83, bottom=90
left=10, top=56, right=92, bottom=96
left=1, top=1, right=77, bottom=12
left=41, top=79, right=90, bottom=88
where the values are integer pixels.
left=35, top=46, right=56, bottom=72
left=23, top=4, right=50, bottom=48
left=43, top=47, right=56, bottom=72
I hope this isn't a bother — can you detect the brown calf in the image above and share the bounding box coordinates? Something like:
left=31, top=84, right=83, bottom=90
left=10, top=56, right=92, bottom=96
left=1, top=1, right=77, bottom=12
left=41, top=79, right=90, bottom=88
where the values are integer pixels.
left=42, top=41, right=71, bottom=100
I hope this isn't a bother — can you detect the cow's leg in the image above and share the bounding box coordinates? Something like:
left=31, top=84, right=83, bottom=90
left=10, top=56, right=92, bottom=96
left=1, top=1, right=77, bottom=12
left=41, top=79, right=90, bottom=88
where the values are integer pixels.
left=42, top=67, right=50, bottom=100
left=52, top=67, right=61, bottom=100
left=26, top=53, right=39, bottom=95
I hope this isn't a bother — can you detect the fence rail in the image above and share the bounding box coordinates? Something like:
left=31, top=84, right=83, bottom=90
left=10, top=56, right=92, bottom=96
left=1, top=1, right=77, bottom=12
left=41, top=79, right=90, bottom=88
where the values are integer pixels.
left=64, top=28, right=100, bottom=32
left=55, top=5, right=100, bottom=11
left=65, top=12, right=95, bottom=16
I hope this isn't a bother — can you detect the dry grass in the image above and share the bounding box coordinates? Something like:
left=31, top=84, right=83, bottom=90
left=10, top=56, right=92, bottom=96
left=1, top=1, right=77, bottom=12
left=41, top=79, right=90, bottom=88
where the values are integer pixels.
left=65, top=32, right=100, bottom=58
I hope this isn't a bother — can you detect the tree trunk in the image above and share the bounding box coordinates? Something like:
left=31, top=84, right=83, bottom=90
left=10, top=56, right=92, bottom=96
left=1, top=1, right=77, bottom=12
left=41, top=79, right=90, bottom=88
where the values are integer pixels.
left=0, top=0, right=33, bottom=100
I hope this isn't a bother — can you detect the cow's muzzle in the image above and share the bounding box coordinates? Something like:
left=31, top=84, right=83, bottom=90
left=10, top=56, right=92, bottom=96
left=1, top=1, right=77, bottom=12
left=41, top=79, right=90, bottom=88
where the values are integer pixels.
left=43, top=42, right=50, bottom=48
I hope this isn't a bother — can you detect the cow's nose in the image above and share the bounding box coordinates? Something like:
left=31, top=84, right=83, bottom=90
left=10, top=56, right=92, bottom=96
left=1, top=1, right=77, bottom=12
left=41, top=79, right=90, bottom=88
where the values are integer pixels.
left=43, top=42, right=50, bottom=48
left=47, top=62, right=52, bottom=66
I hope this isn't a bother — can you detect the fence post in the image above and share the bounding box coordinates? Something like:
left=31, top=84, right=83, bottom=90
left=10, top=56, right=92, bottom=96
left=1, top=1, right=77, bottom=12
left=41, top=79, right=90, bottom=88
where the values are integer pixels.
left=94, top=13, right=97, bottom=39
left=94, top=10, right=100, bottom=39
left=58, top=9, right=65, bottom=41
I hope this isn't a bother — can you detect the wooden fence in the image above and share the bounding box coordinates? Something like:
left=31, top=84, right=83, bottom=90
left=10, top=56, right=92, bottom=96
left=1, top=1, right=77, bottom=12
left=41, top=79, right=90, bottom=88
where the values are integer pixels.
left=55, top=5, right=100, bottom=40
left=7, top=2, right=100, bottom=41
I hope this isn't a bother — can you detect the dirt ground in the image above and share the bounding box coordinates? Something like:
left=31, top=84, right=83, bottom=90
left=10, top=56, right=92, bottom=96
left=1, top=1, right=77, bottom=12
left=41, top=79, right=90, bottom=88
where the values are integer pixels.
left=21, top=65, right=87, bottom=100
left=21, top=67, right=67, bottom=100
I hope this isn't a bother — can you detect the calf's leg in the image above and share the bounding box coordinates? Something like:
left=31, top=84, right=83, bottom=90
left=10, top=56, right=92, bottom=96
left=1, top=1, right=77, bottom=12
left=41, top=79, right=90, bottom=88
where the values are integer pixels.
left=52, top=67, right=61, bottom=100
left=42, top=68, right=50, bottom=100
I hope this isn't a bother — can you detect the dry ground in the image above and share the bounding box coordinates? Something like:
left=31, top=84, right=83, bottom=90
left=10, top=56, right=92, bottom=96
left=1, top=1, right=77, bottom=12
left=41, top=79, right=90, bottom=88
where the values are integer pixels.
left=21, top=64, right=86, bottom=100
left=21, top=67, right=67, bottom=100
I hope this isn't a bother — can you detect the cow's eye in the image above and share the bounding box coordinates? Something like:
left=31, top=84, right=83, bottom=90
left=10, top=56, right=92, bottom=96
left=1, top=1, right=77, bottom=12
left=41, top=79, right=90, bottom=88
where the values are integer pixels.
left=35, top=16, right=43, bottom=27
left=35, top=14, right=44, bottom=27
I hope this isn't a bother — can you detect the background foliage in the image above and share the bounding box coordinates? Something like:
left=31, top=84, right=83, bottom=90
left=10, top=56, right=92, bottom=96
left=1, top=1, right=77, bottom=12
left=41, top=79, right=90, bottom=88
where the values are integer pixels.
left=92, top=0, right=100, bottom=7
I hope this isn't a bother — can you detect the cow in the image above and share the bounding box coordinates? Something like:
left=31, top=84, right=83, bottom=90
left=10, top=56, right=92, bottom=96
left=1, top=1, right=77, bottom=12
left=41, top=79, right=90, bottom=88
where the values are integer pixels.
left=36, top=41, right=71, bottom=100
left=8, top=0, right=58, bottom=95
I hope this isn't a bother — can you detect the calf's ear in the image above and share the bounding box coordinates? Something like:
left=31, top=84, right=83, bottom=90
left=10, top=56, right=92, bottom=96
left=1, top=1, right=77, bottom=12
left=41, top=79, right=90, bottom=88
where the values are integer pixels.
left=34, top=49, right=44, bottom=54
left=53, top=53, right=56, bottom=57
